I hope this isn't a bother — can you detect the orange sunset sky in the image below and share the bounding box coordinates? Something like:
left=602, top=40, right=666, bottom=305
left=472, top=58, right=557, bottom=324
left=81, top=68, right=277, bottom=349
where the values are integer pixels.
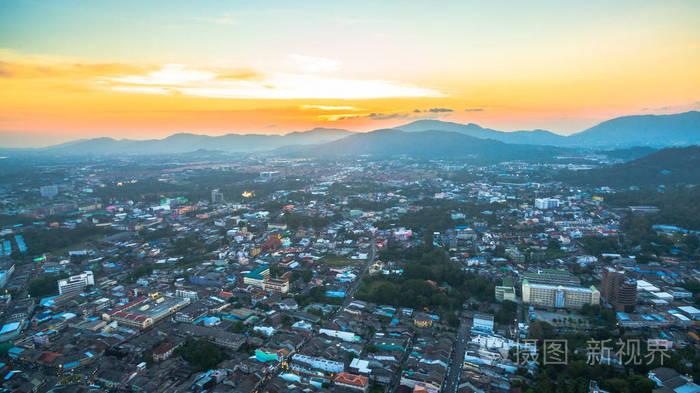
left=1, top=1, right=699, bottom=146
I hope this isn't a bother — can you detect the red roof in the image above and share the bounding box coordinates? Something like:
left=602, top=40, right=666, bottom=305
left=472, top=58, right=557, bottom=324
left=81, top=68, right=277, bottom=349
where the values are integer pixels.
left=334, top=372, right=368, bottom=387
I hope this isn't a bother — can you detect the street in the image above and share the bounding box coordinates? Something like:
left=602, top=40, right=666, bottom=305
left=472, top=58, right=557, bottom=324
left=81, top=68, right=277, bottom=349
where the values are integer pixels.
left=443, top=316, right=471, bottom=393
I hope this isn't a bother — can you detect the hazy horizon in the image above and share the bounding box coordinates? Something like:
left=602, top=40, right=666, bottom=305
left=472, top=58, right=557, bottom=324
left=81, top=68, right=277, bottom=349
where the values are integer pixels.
left=3, top=108, right=700, bottom=148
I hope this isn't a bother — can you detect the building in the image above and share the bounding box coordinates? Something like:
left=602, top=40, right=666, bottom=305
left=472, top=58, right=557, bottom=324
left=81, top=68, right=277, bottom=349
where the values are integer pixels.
left=473, top=313, right=495, bottom=333
left=334, top=372, right=369, bottom=392
left=291, top=354, right=344, bottom=374
left=262, top=276, right=290, bottom=294
left=495, top=286, right=516, bottom=302
left=40, top=185, right=58, bottom=198
left=392, top=227, right=413, bottom=241
left=534, top=198, right=560, bottom=210
left=243, top=265, right=270, bottom=288
left=211, top=189, right=224, bottom=203
left=175, top=289, right=199, bottom=301
left=522, top=279, right=599, bottom=309
left=255, top=348, right=289, bottom=363
left=152, top=342, right=178, bottom=361
left=0, top=265, right=15, bottom=288
left=505, top=248, right=525, bottom=263
left=243, top=265, right=289, bottom=293
left=58, top=271, right=95, bottom=295
left=521, top=269, right=580, bottom=286
left=668, top=287, right=692, bottom=300
left=600, top=267, right=637, bottom=312
left=648, top=368, right=700, bottom=393
left=319, top=328, right=360, bottom=342
left=104, top=295, right=190, bottom=329
left=260, top=171, right=281, bottom=180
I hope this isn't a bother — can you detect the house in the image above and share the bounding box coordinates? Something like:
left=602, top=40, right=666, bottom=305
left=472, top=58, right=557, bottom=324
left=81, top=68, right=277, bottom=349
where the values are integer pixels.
left=648, top=368, right=700, bottom=393
left=334, top=372, right=369, bottom=392
left=277, top=298, right=298, bottom=311
left=152, top=342, right=178, bottom=361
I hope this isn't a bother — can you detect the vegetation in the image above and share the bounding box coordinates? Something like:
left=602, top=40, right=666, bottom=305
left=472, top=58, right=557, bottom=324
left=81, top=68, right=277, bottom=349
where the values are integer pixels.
left=357, top=239, right=494, bottom=315
left=557, top=146, right=700, bottom=188
left=17, top=226, right=115, bottom=256
left=280, top=212, right=333, bottom=230
left=28, top=272, right=68, bottom=297
left=175, top=339, right=227, bottom=371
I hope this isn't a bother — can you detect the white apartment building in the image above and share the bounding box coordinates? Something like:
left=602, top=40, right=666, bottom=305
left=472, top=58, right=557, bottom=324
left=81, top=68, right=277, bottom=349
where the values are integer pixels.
left=534, top=198, right=560, bottom=210
left=58, top=271, right=95, bottom=295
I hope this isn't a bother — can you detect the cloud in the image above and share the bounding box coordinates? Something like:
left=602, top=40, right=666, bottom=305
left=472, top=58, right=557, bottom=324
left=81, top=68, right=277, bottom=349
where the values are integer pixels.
left=464, top=108, right=484, bottom=112
left=640, top=102, right=700, bottom=112
left=317, top=111, right=414, bottom=122
left=301, top=105, right=360, bottom=111
left=366, top=112, right=409, bottom=120
left=316, top=113, right=364, bottom=121
left=0, top=56, right=151, bottom=79
left=0, top=51, right=444, bottom=100
left=428, top=107, right=453, bottom=113
left=289, top=54, right=341, bottom=73
left=104, top=64, right=444, bottom=99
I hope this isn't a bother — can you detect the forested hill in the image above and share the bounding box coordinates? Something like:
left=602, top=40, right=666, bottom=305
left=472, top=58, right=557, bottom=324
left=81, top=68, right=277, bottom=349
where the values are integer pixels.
left=557, top=146, right=700, bottom=187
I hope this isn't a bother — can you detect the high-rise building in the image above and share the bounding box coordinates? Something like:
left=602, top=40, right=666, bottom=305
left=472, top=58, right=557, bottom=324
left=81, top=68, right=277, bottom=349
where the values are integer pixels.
left=58, top=271, right=95, bottom=295
left=522, top=279, right=599, bottom=309
left=600, top=267, right=637, bottom=312
left=211, top=189, right=224, bottom=203
left=521, top=269, right=581, bottom=286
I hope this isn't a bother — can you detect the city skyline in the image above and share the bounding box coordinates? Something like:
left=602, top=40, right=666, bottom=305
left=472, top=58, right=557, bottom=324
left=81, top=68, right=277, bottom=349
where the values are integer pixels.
left=1, top=0, right=699, bottom=146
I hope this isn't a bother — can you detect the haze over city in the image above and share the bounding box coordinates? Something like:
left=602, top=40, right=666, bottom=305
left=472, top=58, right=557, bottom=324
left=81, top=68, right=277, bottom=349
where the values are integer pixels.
left=1, top=0, right=699, bottom=146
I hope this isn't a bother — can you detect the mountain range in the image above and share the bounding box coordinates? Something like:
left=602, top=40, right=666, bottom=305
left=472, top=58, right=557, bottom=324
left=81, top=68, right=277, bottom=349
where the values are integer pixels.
left=36, top=127, right=353, bottom=155
left=1, top=111, right=698, bottom=156
left=292, top=129, right=567, bottom=162
left=396, top=111, right=700, bottom=148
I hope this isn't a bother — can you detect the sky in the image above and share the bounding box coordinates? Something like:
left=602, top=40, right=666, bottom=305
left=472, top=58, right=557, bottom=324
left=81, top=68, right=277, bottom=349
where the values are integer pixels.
left=1, top=0, right=699, bottom=147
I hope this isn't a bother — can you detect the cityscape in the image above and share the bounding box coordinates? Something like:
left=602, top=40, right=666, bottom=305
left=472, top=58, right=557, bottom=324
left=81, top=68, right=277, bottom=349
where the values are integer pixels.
left=1, top=1, right=699, bottom=393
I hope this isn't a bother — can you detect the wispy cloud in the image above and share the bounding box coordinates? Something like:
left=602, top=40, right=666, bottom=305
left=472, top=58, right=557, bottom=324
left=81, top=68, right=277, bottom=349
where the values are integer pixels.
left=366, top=112, right=410, bottom=120
left=0, top=52, right=151, bottom=79
left=317, top=110, right=445, bottom=122
left=640, top=102, right=700, bottom=112
left=464, top=108, right=484, bottom=112
left=300, top=105, right=360, bottom=111
left=411, top=108, right=455, bottom=113
left=428, top=107, right=453, bottom=113
left=104, top=63, right=444, bottom=99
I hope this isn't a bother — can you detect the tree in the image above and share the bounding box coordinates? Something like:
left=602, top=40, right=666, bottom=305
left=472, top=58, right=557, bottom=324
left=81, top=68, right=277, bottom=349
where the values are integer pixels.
left=28, top=273, right=68, bottom=298
left=175, top=339, right=227, bottom=371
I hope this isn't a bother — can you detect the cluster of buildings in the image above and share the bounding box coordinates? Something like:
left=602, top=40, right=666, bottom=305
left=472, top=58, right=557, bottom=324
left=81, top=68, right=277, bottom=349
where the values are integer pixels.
left=0, top=155, right=697, bottom=392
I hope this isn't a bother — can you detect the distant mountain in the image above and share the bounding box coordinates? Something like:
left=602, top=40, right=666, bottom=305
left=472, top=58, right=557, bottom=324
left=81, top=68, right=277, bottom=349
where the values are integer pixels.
left=557, top=146, right=700, bottom=187
left=566, top=111, right=700, bottom=148
left=396, top=120, right=568, bottom=146
left=39, top=128, right=353, bottom=155
left=5, top=111, right=698, bottom=155
left=396, top=111, right=700, bottom=148
left=295, top=129, right=566, bottom=162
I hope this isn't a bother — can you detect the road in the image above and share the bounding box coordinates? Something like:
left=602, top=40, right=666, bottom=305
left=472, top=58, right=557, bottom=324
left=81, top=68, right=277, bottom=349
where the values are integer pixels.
left=443, top=317, right=470, bottom=393
left=322, top=230, right=376, bottom=328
